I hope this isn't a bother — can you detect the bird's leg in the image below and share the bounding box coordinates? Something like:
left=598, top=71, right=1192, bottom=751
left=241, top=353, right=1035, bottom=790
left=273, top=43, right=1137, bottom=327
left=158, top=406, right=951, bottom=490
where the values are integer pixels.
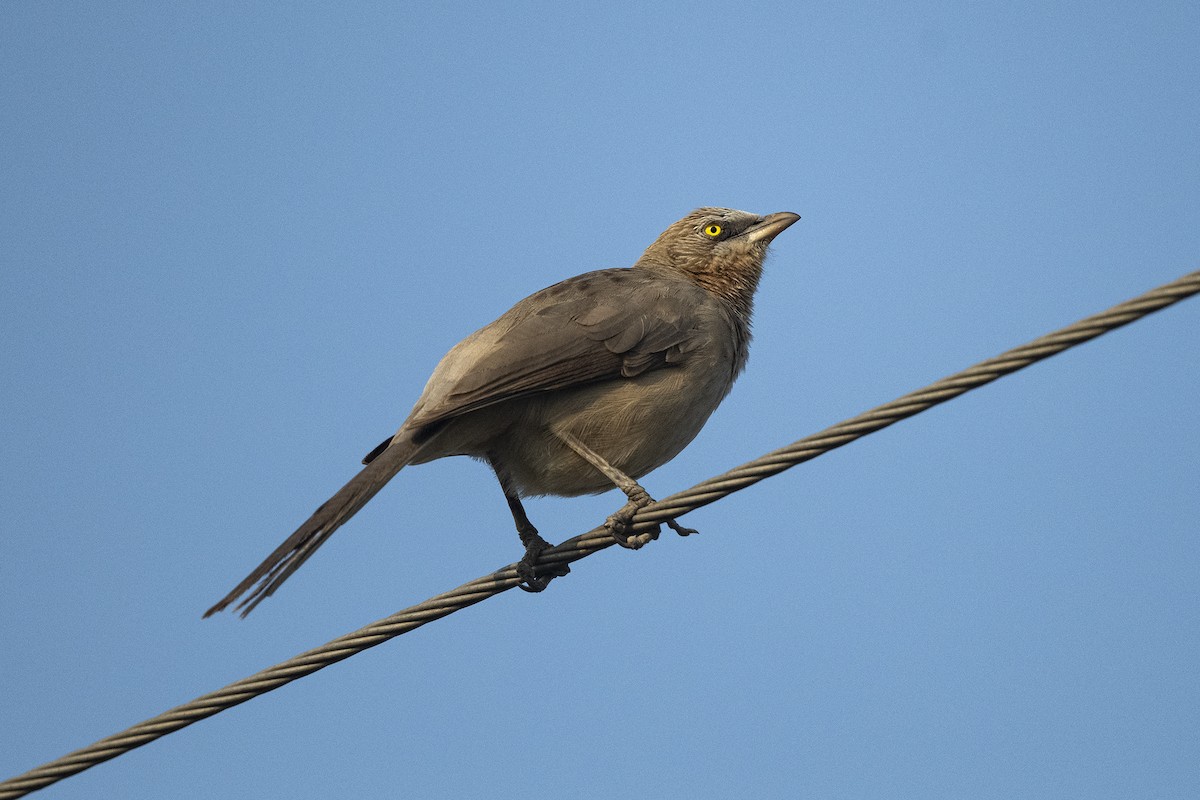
left=507, top=493, right=571, bottom=592
left=490, top=459, right=569, bottom=592
left=554, top=431, right=693, bottom=550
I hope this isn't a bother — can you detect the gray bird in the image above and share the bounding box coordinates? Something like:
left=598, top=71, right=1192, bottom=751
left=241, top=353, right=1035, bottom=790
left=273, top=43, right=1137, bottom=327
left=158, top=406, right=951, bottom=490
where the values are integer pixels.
left=205, top=207, right=799, bottom=616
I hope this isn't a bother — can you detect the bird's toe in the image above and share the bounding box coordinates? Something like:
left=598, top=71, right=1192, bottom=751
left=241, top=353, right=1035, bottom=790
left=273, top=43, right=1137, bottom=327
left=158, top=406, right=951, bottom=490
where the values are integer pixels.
left=515, top=540, right=570, bottom=592
left=605, top=503, right=660, bottom=549
left=667, top=518, right=699, bottom=537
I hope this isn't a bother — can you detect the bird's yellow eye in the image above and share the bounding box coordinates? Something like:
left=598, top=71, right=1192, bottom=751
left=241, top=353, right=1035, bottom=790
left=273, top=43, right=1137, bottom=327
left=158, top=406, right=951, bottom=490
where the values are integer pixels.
left=703, top=224, right=722, bottom=238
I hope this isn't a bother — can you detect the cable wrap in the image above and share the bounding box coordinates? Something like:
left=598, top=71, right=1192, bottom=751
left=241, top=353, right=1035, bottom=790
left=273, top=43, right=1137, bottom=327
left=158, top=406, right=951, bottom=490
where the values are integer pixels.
left=2, top=269, right=1197, bottom=799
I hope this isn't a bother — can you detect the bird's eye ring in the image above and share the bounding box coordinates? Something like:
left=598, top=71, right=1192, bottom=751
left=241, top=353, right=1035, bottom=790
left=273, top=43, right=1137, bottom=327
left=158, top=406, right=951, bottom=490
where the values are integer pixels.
left=703, top=224, right=722, bottom=238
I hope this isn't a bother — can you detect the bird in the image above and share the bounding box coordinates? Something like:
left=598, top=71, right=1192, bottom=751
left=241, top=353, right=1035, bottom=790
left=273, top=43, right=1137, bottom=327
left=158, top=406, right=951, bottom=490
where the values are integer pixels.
left=205, top=207, right=800, bottom=617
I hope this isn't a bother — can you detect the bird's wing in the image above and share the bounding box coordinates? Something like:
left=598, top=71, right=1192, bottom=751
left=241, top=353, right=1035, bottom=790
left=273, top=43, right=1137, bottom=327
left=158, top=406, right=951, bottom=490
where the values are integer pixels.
left=404, top=268, right=712, bottom=431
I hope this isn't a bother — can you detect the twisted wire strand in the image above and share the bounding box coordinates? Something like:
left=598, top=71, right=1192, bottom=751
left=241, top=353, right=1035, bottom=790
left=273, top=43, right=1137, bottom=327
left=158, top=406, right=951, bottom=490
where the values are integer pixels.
left=2, top=270, right=1197, bottom=799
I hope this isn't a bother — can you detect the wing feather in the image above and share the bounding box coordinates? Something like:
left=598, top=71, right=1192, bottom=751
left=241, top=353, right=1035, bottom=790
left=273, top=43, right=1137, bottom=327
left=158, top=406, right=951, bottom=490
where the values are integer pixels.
left=404, top=268, right=708, bottom=429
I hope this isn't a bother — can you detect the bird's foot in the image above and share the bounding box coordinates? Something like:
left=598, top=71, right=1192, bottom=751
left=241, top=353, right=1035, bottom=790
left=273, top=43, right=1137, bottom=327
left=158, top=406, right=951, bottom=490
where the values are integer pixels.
left=516, top=536, right=570, bottom=593
left=667, top=518, right=699, bottom=537
left=605, top=487, right=661, bottom=550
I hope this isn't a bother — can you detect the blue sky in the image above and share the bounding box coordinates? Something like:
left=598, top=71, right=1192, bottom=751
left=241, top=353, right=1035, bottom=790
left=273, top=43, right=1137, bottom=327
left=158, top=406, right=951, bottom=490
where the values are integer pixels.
left=2, top=3, right=1198, bottom=798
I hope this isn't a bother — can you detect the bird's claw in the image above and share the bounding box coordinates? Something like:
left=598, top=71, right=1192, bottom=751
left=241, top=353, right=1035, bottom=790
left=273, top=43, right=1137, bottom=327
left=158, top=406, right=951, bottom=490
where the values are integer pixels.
left=516, top=540, right=570, bottom=592
left=606, top=521, right=659, bottom=550
left=667, top=518, right=699, bottom=537
left=605, top=496, right=660, bottom=549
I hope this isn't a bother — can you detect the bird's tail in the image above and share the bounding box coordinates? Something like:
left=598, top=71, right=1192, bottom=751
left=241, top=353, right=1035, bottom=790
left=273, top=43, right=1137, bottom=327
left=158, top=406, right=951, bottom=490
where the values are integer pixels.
left=204, top=439, right=416, bottom=618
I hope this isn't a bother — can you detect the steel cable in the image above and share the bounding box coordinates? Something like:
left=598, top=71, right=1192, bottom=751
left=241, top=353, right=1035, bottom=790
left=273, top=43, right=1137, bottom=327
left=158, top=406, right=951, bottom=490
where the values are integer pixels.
left=2, top=269, right=1197, bottom=798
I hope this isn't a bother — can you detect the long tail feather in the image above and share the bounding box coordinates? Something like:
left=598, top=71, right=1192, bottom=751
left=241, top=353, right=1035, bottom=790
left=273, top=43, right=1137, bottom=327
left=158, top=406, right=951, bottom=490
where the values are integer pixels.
left=204, top=440, right=414, bottom=617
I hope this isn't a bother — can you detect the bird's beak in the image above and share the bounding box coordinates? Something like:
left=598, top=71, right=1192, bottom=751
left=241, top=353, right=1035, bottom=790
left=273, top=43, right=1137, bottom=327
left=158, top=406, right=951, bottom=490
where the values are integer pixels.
left=743, top=211, right=801, bottom=244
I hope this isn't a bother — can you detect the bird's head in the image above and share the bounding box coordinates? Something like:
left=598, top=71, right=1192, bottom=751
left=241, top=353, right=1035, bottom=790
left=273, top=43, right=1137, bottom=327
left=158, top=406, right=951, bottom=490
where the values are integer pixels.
left=634, top=207, right=800, bottom=321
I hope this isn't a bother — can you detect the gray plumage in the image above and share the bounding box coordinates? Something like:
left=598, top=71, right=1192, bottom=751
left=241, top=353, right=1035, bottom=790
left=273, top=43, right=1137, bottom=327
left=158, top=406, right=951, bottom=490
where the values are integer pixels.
left=206, top=207, right=799, bottom=616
